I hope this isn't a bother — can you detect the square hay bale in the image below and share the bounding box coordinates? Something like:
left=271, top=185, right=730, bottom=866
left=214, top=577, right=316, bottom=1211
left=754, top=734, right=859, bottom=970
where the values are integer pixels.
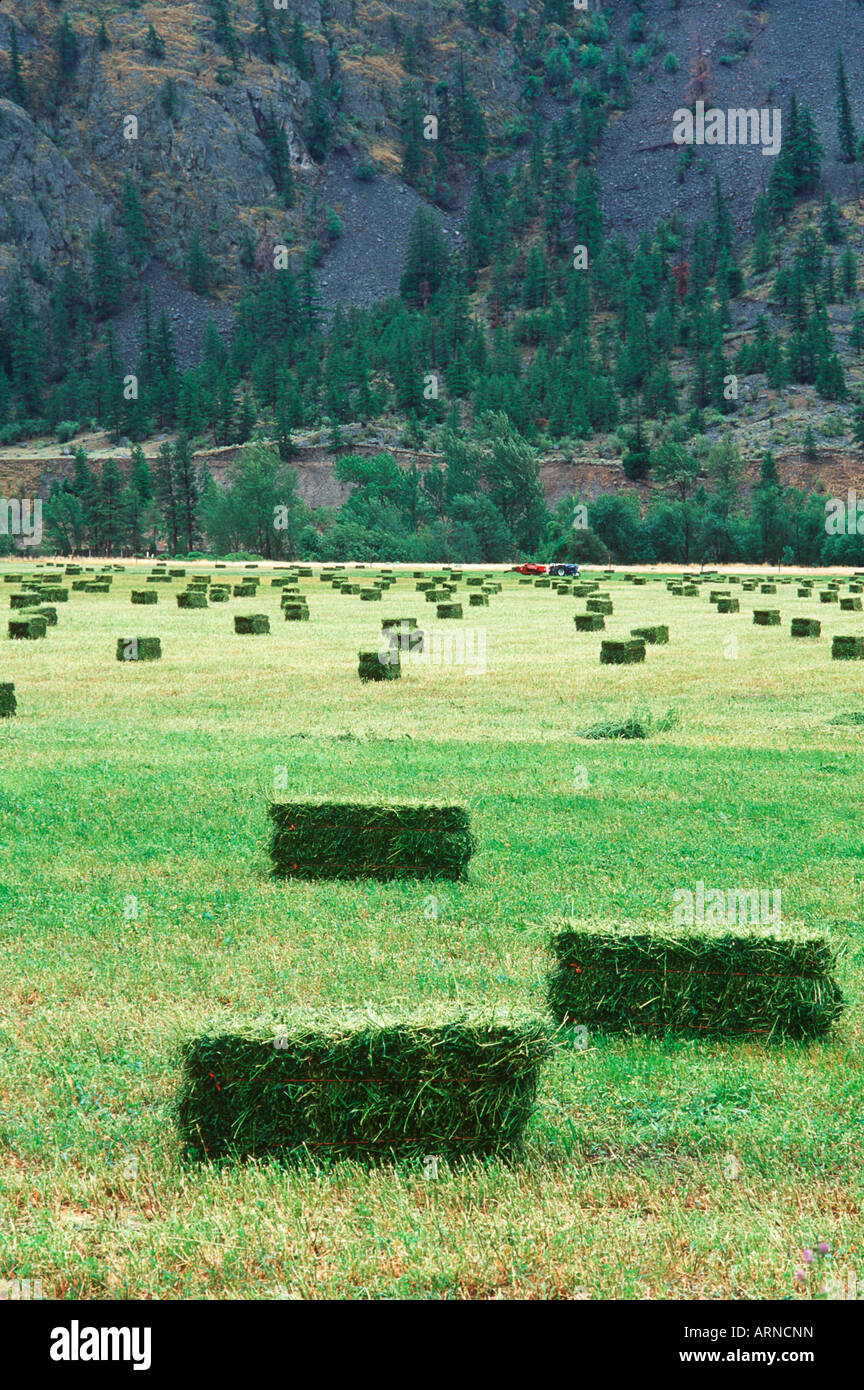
left=469, top=592, right=489, bottom=607
left=709, top=590, right=731, bottom=602
left=209, top=589, right=230, bottom=603
left=759, top=583, right=777, bottom=594
left=9, top=616, right=47, bottom=639
left=177, top=592, right=208, bottom=609
left=630, top=625, right=669, bottom=644
left=547, top=925, right=844, bottom=1041
left=268, top=802, right=474, bottom=881
left=820, top=591, right=839, bottom=604
left=518, top=577, right=532, bottom=585
left=9, top=593, right=33, bottom=610
left=233, top=584, right=258, bottom=597
left=169, top=568, right=186, bottom=578
left=753, top=610, right=781, bottom=626
left=116, top=637, right=162, bottom=662
left=436, top=602, right=463, bottom=619
left=341, top=584, right=361, bottom=596
left=86, top=582, right=111, bottom=593
left=534, top=578, right=551, bottom=588
left=849, top=583, right=863, bottom=594
left=34, top=606, right=57, bottom=627
left=715, top=598, right=739, bottom=614
left=840, top=597, right=863, bottom=611
left=632, top=576, right=646, bottom=586
left=797, top=587, right=813, bottom=598
left=131, top=590, right=158, bottom=605
left=600, top=639, right=645, bottom=665
left=382, top=624, right=424, bottom=655
left=174, top=1006, right=551, bottom=1164
left=381, top=616, right=418, bottom=631
left=574, top=613, right=605, bottom=631
left=40, top=587, right=69, bottom=602
left=234, top=614, right=270, bottom=635
left=466, top=576, right=485, bottom=587
left=283, top=604, right=309, bottom=621
left=358, top=649, right=401, bottom=681
left=791, top=618, right=821, bottom=638
left=64, top=565, right=82, bottom=575
left=832, top=635, right=864, bottom=660
left=360, top=588, right=382, bottom=601
left=682, top=584, right=699, bottom=596
left=0, top=682, right=16, bottom=716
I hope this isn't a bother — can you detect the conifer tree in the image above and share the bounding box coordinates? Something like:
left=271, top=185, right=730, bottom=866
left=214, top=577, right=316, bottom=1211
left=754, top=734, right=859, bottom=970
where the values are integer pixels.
left=836, top=48, right=856, bottom=163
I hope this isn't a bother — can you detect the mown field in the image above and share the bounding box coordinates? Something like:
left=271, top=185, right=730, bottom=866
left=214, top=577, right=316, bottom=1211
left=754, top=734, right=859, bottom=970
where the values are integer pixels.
left=0, top=560, right=862, bottom=1300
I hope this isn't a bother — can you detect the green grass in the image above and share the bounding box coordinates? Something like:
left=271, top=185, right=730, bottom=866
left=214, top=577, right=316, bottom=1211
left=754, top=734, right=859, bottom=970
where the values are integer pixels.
left=0, top=562, right=862, bottom=1299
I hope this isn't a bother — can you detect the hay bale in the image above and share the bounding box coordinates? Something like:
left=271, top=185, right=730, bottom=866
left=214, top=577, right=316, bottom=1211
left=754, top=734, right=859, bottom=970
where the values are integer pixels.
left=466, top=576, right=485, bottom=587
left=209, top=589, right=230, bottom=603
left=268, top=801, right=474, bottom=881
left=574, top=613, right=605, bottom=631
left=116, top=637, right=162, bottom=662
left=86, top=582, right=111, bottom=594
left=34, top=606, right=57, bottom=627
left=586, top=598, right=613, bottom=614
left=177, top=592, right=208, bottom=609
left=547, top=925, right=844, bottom=1041
left=382, top=623, right=424, bottom=655
left=753, top=610, right=781, bottom=626
left=8, top=616, right=47, bottom=639
left=283, top=604, right=309, bottom=621
left=820, top=591, right=839, bottom=604
left=360, top=588, right=382, bottom=601
left=600, top=639, right=645, bottom=665
left=630, top=625, right=669, bottom=644
left=840, top=597, right=863, bottom=611
left=709, top=590, right=731, bottom=602
left=436, top=602, right=463, bottom=619
left=9, top=593, right=33, bottom=610
left=469, top=592, right=489, bottom=607
left=715, top=598, right=739, bottom=614
left=759, top=583, right=777, bottom=594
left=832, top=635, right=864, bottom=660
left=174, top=1006, right=550, bottom=1164
left=233, top=583, right=258, bottom=597
left=791, top=618, right=821, bottom=638
left=169, top=568, right=186, bottom=578
left=682, top=584, right=699, bottom=596
left=358, top=649, right=401, bottom=681
left=518, top=577, right=532, bottom=585
left=234, top=614, right=270, bottom=635
left=131, top=590, right=158, bottom=605
left=534, top=578, right=551, bottom=588
left=797, top=587, right=813, bottom=598
left=381, top=616, right=417, bottom=631
left=0, top=682, right=16, bottom=716
left=40, top=586, right=69, bottom=602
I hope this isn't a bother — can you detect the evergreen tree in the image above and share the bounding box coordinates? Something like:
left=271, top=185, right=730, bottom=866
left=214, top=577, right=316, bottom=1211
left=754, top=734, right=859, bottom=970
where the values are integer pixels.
left=571, top=168, right=602, bottom=258
left=89, top=221, right=124, bottom=318
left=56, top=15, right=80, bottom=81
left=261, top=104, right=295, bottom=205
left=400, top=209, right=449, bottom=305
left=287, top=17, right=309, bottom=79
left=154, top=442, right=179, bottom=553
left=121, top=174, right=149, bottom=270
left=836, top=48, right=856, bottom=163
left=209, top=0, right=241, bottom=68
left=145, top=23, right=166, bottom=58
left=399, top=83, right=425, bottom=184
left=7, top=25, right=27, bottom=107
left=255, top=0, right=279, bottom=64
left=186, top=231, right=213, bottom=295
left=305, top=83, right=332, bottom=164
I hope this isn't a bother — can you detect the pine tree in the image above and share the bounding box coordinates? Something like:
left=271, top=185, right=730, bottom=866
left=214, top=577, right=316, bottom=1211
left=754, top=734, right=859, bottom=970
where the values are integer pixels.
left=186, top=232, right=213, bottom=295
left=121, top=174, right=149, bottom=270
left=487, top=0, right=508, bottom=33
left=7, top=25, right=27, bottom=107
left=305, top=83, right=331, bottom=164
left=209, top=0, right=241, bottom=68
left=572, top=168, right=602, bottom=258
left=89, top=221, right=124, bottom=317
left=56, top=15, right=80, bottom=81
left=399, top=83, right=424, bottom=184
left=173, top=433, right=198, bottom=550
left=261, top=104, right=295, bottom=205
left=97, top=18, right=111, bottom=52
left=836, top=49, right=856, bottom=163
left=255, top=0, right=279, bottom=64
left=145, top=23, right=166, bottom=58
left=400, top=209, right=449, bottom=305
left=154, top=442, right=179, bottom=553
left=287, top=17, right=310, bottom=79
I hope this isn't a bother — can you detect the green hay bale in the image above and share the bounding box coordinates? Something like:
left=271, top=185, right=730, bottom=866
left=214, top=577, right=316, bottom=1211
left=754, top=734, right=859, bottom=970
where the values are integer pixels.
left=360, top=588, right=382, bottom=601
left=840, top=597, right=863, bottom=611
left=759, top=583, right=777, bottom=594
left=116, top=637, right=162, bottom=662
left=791, top=618, right=821, bottom=638
left=146, top=575, right=172, bottom=584
left=209, top=589, right=230, bottom=603
left=283, top=604, right=309, bottom=621
left=131, top=590, right=158, bottom=605
left=632, top=576, right=646, bottom=586
left=39, top=586, right=69, bottom=602
left=34, top=606, right=57, bottom=627
left=0, top=682, right=16, bottom=716
left=8, top=616, right=47, bottom=640
left=174, top=1006, right=550, bottom=1165
left=797, top=587, right=813, bottom=598
left=547, top=925, right=844, bottom=1041
left=9, top=593, right=33, bottom=610
left=600, top=639, right=645, bottom=665
left=832, top=635, right=864, bottom=660
left=234, top=614, right=270, bottom=635
left=469, top=592, right=489, bottom=607
left=341, top=584, right=361, bottom=596
left=518, top=577, right=532, bottom=585
left=381, top=623, right=424, bottom=655
left=715, top=598, right=739, bottom=614
left=436, top=602, right=463, bottom=619
left=574, top=613, right=605, bottom=631
left=630, top=624, right=669, bottom=644
left=64, top=565, right=82, bottom=575
left=233, top=584, right=258, bottom=597
left=466, top=576, right=485, bottom=587
left=753, top=610, right=781, bottom=626
left=177, top=592, right=208, bottom=609
left=709, top=590, right=731, bottom=602
left=381, top=616, right=418, bottom=631
left=534, top=578, right=551, bottom=588
left=820, top=591, right=839, bottom=604
left=169, top=568, right=186, bottom=578
left=586, top=598, right=613, bottom=614
left=682, top=584, right=699, bottom=596
left=849, top=583, right=863, bottom=594
left=358, top=649, right=401, bottom=682
left=268, top=802, right=474, bottom=881
left=86, top=582, right=111, bottom=593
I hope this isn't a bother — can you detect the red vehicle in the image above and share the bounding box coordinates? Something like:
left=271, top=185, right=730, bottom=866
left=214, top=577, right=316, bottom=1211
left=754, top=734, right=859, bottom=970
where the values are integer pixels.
left=513, top=563, right=547, bottom=575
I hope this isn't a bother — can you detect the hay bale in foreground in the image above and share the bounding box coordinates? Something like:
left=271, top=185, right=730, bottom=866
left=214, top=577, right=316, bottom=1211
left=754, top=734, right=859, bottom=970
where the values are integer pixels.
left=116, top=637, right=162, bottom=662
left=268, top=801, right=474, bottom=880
left=600, top=639, right=645, bottom=665
left=832, top=635, right=864, bottom=660
left=8, top=616, right=46, bottom=640
left=131, top=590, right=158, bottom=605
left=791, top=618, right=821, bottom=638
left=358, top=649, right=401, bottom=682
left=0, top=682, right=16, bottom=716
left=753, top=610, right=781, bottom=626
left=174, top=1006, right=551, bottom=1164
left=547, top=926, right=844, bottom=1040
left=630, top=625, right=669, bottom=644
left=840, top=597, right=863, bottom=611
left=177, top=592, right=208, bottom=609
left=234, top=614, right=270, bottom=635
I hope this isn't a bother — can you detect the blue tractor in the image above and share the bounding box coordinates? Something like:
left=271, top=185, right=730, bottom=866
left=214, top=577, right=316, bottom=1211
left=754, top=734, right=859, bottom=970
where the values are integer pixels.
left=547, top=563, right=581, bottom=577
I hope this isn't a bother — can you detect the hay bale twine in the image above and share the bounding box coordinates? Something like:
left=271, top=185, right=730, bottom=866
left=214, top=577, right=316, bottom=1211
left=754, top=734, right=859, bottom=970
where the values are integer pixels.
left=791, top=618, right=821, bottom=638
left=0, top=682, right=16, bottom=716
left=753, top=610, right=781, bottom=626
left=600, top=639, right=646, bottom=665
left=630, top=625, right=669, bottom=644
left=116, top=637, right=162, bottom=662
left=234, top=614, right=270, bottom=635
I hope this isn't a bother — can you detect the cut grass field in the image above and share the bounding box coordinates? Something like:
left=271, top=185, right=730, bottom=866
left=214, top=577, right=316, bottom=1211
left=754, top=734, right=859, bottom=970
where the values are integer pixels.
left=0, top=561, right=862, bottom=1300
